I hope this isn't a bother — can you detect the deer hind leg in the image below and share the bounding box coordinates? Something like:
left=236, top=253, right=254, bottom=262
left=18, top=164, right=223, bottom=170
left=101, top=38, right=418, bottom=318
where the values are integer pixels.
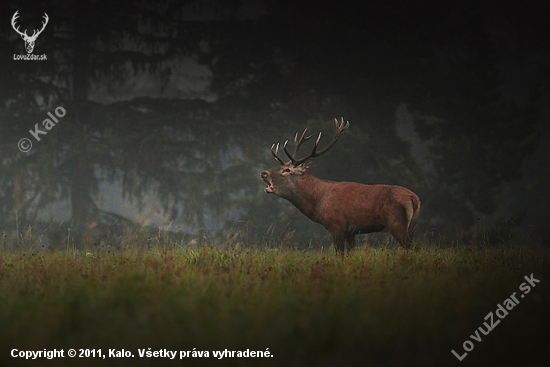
left=388, top=198, right=420, bottom=249
left=389, top=227, right=411, bottom=249
left=388, top=207, right=414, bottom=249
left=408, top=197, right=420, bottom=246
left=390, top=225, right=418, bottom=250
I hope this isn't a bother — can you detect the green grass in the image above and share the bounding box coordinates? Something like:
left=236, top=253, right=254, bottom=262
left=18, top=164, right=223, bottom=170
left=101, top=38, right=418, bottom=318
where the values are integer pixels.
left=0, top=245, right=549, bottom=367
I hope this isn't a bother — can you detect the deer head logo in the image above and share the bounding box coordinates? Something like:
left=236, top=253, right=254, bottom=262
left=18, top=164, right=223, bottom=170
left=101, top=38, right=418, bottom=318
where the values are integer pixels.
left=11, top=11, right=49, bottom=54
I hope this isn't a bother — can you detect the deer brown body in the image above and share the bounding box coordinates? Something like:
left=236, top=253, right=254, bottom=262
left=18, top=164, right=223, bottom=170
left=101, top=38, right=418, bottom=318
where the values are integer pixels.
left=261, top=118, right=420, bottom=254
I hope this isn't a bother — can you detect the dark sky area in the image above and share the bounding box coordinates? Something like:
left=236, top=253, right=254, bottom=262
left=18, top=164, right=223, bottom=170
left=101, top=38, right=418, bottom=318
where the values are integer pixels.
left=0, top=0, right=548, bottom=246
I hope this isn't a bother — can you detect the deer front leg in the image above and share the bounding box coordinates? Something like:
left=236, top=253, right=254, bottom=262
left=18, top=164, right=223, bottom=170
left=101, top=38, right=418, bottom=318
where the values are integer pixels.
left=331, top=232, right=356, bottom=257
left=331, top=233, right=346, bottom=257
left=345, top=233, right=356, bottom=252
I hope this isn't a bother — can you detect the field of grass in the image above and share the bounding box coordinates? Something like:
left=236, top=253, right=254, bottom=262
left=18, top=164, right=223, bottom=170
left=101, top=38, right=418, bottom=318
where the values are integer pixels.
left=0, top=243, right=548, bottom=367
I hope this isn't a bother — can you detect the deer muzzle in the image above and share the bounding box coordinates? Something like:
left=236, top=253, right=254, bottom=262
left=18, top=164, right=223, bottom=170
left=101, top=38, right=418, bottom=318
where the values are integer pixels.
left=260, top=171, right=274, bottom=193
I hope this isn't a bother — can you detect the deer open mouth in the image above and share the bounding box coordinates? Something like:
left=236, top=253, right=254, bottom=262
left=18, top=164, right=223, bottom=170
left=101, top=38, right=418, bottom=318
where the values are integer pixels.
left=262, top=177, right=275, bottom=193
left=264, top=181, right=275, bottom=193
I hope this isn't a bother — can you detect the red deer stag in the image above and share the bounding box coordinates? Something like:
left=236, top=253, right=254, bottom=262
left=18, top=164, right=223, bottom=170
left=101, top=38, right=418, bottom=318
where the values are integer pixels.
left=260, top=118, right=420, bottom=255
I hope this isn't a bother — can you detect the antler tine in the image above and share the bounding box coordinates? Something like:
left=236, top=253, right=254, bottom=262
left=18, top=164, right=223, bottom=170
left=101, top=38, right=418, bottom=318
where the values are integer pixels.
left=271, top=143, right=286, bottom=165
left=31, top=13, right=49, bottom=38
left=292, top=118, right=350, bottom=166
left=270, top=118, right=350, bottom=167
left=11, top=11, right=49, bottom=39
left=335, top=116, right=350, bottom=131
left=11, top=10, right=19, bottom=25
left=305, top=132, right=323, bottom=158
left=315, top=132, right=322, bottom=146
left=292, top=130, right=303, bottom=156
left=311, top=117, right=349, bottom=156
left=11, top=11, right=26, bottom=37
left=283, top=139, right=295, bottom=164
left=38, top=13, right=49, bottom=35
left=296, top=129, right=315, bottom=152
left=282, top=128, right=315, bottom=163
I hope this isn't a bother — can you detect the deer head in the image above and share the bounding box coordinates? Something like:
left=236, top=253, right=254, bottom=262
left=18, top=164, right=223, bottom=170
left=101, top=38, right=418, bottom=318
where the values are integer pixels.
left=12, top=11, right=49, bottom=54
left=261, top=118, right=349, bottom=197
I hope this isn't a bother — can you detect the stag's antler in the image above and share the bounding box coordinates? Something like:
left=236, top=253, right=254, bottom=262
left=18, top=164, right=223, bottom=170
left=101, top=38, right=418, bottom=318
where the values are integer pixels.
left=271, top=117, right=349, bottom=166
left=271, top=128, right=315, bottom=165
left=283, top=117, right=349, bottom=167
left=282, top=128, right=315, bottom=164
left=271, top=143, right=286, bottom=165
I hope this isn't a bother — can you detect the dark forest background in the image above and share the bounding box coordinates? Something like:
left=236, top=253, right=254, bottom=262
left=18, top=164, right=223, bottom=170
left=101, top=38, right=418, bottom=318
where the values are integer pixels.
left=0, top=0, right=548, bottom=247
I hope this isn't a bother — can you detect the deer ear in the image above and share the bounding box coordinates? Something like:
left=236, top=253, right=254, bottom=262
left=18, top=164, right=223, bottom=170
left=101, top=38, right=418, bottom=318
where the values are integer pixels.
left=296, top=158, right=313, bottom=173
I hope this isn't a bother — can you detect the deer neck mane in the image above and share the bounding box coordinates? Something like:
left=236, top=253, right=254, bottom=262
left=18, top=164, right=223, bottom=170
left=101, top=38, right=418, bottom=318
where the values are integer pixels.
left=286, top=173, right=329, bottom=221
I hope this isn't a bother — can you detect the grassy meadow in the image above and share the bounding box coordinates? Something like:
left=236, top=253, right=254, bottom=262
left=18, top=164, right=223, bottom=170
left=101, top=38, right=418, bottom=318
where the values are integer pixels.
left=0, top=241, right=548, bottom=367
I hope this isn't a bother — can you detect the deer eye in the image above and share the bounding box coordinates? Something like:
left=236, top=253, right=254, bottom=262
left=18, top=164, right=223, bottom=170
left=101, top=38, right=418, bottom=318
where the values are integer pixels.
left=283, top=168, right=291, bottom=173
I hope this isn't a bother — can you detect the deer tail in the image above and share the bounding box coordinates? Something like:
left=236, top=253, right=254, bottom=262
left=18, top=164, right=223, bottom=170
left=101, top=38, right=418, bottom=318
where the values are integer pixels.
left=408, top=195, right=421, bottom=236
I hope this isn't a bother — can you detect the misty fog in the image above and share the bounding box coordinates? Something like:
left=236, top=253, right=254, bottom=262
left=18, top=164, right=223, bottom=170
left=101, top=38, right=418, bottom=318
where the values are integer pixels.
left=1, top=0, right=548, bottom=248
